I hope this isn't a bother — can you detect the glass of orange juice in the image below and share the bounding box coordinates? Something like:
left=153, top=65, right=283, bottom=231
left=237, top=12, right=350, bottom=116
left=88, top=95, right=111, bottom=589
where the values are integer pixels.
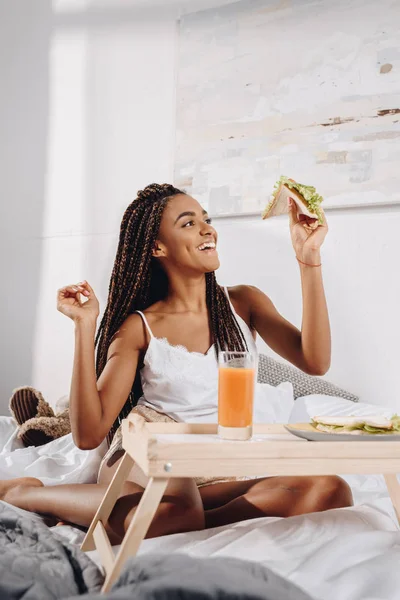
left=218, top=351, right=256, bottom=440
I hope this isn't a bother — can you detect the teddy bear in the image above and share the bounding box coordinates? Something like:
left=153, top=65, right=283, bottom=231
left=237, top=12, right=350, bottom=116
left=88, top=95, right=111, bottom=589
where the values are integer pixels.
left=9, top=386, right=71, bottom=447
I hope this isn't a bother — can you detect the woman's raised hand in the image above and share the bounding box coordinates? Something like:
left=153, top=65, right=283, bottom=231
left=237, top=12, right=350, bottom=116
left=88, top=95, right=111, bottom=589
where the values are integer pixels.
left=288, top=198, right=328, bottom=262
left=57, top=281, right=100, bottom=323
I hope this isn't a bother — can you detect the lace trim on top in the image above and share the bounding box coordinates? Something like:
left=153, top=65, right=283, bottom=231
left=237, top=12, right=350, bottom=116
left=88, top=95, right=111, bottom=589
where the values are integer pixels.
left=143, top=336, right=217, bottom=383
left=152, top=337, right=214, bottom=358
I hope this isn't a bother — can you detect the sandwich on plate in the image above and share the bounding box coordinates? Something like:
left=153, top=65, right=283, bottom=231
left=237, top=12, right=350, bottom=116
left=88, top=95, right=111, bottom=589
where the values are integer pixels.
left=262, top=175, right=324, bottom=231
left=311, top=415, right=400, bottom=435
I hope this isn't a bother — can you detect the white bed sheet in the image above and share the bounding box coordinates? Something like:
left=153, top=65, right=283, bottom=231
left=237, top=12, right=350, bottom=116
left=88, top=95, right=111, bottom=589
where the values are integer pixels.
left=55, top=490, right=399, bottom=600
left=0, top=415, right=106, bottom=485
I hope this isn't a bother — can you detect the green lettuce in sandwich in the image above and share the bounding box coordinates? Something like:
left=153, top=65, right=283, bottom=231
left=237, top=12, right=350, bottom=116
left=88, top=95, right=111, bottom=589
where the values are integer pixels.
left=311, top=415, right=400, bottom=435
left=262, top=175, right=324, bottom=230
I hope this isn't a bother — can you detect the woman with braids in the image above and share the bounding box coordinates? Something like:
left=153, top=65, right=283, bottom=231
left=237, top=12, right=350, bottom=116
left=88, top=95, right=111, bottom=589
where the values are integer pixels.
left=1, top=183, right=352, bottom=540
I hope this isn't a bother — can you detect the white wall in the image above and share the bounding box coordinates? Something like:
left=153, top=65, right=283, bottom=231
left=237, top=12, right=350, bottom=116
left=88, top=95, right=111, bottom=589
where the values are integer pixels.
left=0, top=0, right=53, bottom=414
left=0, top=1, right=178, bottom=413
left=0, top=0, right=399, bottom=414
left=216, top=206, right=400, bottom=408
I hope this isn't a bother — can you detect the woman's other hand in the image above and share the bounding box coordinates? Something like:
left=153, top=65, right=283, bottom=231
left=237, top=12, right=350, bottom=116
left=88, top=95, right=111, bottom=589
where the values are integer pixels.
left=288, top=198, right=328, bottom=262
left=57, top=281, right=100, bottom=323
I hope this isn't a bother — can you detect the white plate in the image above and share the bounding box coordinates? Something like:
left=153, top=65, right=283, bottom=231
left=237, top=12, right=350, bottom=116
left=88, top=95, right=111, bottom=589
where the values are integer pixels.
left=284, top=423, right=400, bottom=442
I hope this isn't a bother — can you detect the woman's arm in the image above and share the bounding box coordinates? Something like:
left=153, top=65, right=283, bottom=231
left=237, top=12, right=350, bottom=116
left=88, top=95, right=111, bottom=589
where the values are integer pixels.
left=57, top=281, right=144, bottom=449
left=235, top=259, right=330, bottom=376
left=297, top=248, right=331, bottom=374
left=70, top=314, right=143, bottom=449
left=69, top=318, right=101, bottom=448
left=285, top=199, right=331, bottom=374
left=231, top=199, right=331, bottom=375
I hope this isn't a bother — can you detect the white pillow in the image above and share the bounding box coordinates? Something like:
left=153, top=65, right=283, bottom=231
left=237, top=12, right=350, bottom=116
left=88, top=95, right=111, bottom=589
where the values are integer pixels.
left=253, top=381, right=294, bottom=424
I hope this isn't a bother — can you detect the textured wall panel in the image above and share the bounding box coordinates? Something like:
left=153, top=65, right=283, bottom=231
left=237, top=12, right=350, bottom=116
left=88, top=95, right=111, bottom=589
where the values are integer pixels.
left=175, top=0, right=400, bottom=216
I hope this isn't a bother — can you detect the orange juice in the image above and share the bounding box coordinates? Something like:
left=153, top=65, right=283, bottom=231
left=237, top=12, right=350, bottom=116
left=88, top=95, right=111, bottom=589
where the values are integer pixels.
left=218, top=366, right=255, bottom=439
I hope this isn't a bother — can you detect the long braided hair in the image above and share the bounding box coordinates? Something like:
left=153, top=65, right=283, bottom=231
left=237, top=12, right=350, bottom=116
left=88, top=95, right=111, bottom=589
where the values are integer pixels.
left=95, top=183, right=247, bottom=444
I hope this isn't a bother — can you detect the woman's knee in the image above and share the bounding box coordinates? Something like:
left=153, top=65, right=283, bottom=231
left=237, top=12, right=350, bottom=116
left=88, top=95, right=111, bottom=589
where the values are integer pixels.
left=160, top=477, right=206, bottom=534
left=308, top=475, right=353, bottom=511
left=108, top=485, right=205, bottom=539
left=158, top=496, right=205, bottom=534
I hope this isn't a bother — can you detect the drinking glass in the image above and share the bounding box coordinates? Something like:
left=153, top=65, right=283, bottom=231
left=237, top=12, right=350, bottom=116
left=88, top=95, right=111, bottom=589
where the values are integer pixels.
left=218, top=351, right=256, bottom=440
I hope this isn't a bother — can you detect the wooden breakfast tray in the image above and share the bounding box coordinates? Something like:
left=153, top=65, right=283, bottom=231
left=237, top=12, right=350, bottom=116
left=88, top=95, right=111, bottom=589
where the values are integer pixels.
left=121, top=415, right=400, bottom=477
left=82, top=414, right=400, bottom=593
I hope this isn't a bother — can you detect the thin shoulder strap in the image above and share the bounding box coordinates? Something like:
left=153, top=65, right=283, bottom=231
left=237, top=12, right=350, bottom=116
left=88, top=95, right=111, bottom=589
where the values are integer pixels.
left=135, top=311, right=154, bottom=338
left=223, top=286, right=236, bottom=313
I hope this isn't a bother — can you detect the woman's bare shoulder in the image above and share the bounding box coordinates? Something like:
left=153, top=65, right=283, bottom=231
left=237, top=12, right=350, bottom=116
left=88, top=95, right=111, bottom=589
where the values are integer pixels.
left=226, top=285, right=259, bottom=327
left=226, top=284, right=263, bottom=302
left=228, top=284, right=274, bottom=312
left=109, top=313, right=148, bottom=352
left=227, top=284, right=270, bottom=303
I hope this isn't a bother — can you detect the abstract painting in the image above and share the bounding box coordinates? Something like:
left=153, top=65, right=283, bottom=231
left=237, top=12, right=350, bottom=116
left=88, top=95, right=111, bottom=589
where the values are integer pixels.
left=174, top=0, right=400, bottom=216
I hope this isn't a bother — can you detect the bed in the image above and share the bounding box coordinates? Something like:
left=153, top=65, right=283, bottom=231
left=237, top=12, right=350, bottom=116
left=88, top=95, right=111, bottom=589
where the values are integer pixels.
left=1, top=358, right=399, bottom=599
left=54, top=475, right=397, bottom=600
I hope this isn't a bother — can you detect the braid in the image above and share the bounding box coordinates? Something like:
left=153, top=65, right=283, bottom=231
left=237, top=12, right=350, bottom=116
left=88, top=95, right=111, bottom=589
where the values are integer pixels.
left=96, top=183, right=247, bottom=445
left=206, top=272, right=248, bottom=353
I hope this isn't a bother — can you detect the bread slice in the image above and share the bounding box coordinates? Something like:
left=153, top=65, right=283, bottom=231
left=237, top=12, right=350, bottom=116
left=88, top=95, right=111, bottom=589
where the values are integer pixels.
left=363, top=417, right=393, bottom=429
left=313, top=416, right=365, bottom=427
left=315, top=424, right=364, bottom=435
left=312, top=415, right=393, bottom=430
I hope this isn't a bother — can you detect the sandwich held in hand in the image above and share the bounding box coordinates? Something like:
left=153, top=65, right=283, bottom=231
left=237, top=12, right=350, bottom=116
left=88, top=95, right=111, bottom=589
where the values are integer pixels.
left=262, top=175, right=324, bottom=231
left=311, top=415, right=400, bottom=435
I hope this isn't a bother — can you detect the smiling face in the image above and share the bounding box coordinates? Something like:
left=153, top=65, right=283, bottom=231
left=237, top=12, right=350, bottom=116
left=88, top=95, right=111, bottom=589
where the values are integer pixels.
left=153, top=193, right=220, bottom=273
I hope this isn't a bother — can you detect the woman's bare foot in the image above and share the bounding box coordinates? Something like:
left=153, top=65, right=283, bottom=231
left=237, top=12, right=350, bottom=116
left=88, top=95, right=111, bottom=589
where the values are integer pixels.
left=0, top=477, right=43, bottom=504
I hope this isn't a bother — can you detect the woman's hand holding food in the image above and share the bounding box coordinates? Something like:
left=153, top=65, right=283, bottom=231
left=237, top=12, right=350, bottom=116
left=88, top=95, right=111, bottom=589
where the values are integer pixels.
left=288, top=198, right=328, bottom=264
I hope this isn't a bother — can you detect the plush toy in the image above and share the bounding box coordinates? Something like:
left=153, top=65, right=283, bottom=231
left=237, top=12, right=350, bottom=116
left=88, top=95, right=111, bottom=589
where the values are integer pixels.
left=9, top=386, right=71, bottom=447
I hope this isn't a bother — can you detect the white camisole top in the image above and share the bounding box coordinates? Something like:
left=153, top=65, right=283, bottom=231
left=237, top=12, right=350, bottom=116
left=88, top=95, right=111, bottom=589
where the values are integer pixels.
left=135, top=287, right=258, bottom=423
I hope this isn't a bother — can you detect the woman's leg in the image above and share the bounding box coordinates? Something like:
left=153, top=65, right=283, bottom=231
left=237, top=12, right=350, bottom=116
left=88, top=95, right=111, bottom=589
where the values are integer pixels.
left=0, top=475, right=205, bottom=543
left=200, top=475, right=353, bottom=529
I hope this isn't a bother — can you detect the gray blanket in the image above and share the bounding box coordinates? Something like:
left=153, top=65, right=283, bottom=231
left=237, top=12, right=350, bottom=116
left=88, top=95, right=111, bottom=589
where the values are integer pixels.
left=67, top=553, right=315, bottom=600
left=0, top=502, right=313, bottom=600
left=0, top=502, right=102, bottom=599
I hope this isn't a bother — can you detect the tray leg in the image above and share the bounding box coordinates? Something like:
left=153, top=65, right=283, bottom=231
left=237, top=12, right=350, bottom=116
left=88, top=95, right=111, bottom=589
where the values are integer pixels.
left=101, top=476, right=168, bottom=593
left=384, top=474, right=400, bottom=525
left=81, top=452, right=134, bottom=552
